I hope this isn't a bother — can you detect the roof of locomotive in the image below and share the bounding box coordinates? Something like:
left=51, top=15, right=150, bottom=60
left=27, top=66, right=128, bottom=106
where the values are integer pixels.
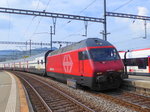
left=49, top=38, right=113, bottom=56
left=78, top=38, right=112, bottom=48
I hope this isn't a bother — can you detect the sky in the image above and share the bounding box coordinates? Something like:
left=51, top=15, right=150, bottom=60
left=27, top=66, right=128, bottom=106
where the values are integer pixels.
left=0, top=0, right=150, bottom=51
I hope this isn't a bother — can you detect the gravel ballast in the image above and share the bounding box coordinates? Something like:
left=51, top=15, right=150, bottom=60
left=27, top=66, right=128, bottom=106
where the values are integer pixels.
left=42, top=77, right=135, bottom=112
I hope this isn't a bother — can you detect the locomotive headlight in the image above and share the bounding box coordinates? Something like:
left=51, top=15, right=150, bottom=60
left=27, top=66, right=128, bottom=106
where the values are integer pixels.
left=96, top=72, right=103, bottom=75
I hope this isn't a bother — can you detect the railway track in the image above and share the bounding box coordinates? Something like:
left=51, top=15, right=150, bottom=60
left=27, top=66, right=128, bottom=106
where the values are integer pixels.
left=93, top=90, right=150, bottom=112
left=11, top=71, right=150, bottom=112
left=13, top=71, right=95, bottom=112
left=111, top=91, right=150, bottom=111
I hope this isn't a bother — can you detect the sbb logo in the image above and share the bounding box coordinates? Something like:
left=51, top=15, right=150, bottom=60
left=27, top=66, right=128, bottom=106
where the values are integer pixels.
left=63, top=54, right=73, bottom=73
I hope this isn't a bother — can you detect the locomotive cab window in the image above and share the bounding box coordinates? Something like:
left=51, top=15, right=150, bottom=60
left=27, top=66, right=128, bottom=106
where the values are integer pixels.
left=78, top=51, right=89, bottom=60
left=90, top=48, right=120, bottom=61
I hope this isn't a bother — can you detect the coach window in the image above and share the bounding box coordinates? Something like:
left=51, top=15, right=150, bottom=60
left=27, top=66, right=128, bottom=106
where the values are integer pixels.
left=78, top=51, right=89, bottom=60
left=41, top=60, right=44, bottom=64
left=37, top=60, right=40, bottom=64
left=137, top=58, right=147, bottom=69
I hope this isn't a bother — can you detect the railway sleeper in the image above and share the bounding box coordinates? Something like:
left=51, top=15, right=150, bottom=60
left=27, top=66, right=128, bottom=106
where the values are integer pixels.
left=51, top=104, right=76, bottom=111
left=50, top=102, right=71, bottom=107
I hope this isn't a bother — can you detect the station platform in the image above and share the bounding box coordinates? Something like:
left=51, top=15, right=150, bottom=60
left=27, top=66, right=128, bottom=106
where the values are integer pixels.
left=0, top=71, right=29, bottom=112
left=123, top=75, right=150, bottom=95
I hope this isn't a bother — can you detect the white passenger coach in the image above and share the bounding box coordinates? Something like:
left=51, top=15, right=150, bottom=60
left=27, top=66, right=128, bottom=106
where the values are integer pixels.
left=119, top=48, right=150, bottom=76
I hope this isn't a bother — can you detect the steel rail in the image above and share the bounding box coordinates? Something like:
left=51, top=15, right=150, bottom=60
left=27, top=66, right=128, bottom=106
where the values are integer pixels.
left=25, top=73, right=95, bottom=112
left=17, top=75, right=53, bottom=112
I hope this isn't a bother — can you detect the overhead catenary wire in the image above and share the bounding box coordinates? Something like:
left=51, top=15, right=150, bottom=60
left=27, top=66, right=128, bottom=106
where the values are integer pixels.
left=61, top=22, right=98, bottom=41
left=2, top=0, right=150, bottom=52
left=109, top=0, right=134, bottom=38
left=110, top=20, right=149, bottom=44
left=111, top=19, right=148, bottom=47
left=29, top=0, right=52, bottom=39
left=23, top=16, right=37, bottom=38
left=26, top=0, right=100, bottom=42
left=23, top=0, right=52, bottom=40
left=62, top=0, right=98, bottom=25
left=60, top=0, right=98, bottom=40
left=79, top=0, right=97, bottom=14
left=112, top=0, right=134, bottom=11
left=23, top=0, right=41, bottom=39
left=35, top=0, right=41, bottom=10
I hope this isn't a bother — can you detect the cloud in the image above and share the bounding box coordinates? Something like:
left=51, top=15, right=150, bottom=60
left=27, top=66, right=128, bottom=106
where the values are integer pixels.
left=129, top=7, right=150, bottom=36
left=137, top=6, right=148, bottom=16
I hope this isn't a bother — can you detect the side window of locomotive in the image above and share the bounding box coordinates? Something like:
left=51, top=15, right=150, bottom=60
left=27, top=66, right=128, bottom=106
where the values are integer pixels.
left=83, top=51, right=89, bottom=60
left=78, top=51, right=89, bottom=60
left=79, top=52, right=83, bottom=60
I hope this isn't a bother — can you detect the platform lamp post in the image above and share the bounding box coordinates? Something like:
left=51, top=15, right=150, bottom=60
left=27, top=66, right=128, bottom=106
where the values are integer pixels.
left=124, top=50, right=130, bottom=78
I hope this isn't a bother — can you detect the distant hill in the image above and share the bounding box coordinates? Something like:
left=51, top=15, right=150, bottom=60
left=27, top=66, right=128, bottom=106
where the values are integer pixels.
left=0, top=47, right=57, bottom=62
left=0, top=50, right=20, bottom=55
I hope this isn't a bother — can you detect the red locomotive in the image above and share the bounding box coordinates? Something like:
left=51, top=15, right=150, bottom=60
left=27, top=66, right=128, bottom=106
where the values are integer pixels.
left=0, top=38, right=125, bottom=90
left=46, top=38, right=124, bottom=90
